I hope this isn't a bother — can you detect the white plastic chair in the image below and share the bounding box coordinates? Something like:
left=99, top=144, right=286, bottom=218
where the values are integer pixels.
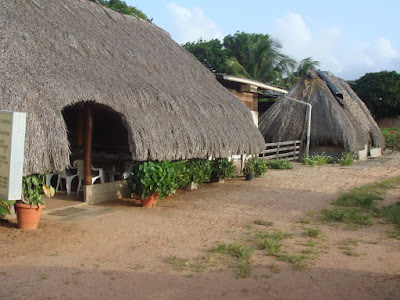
left=122, top=161, right=136, bottom=179
left=73, top=159, right=105, bottom=195
left=108, top=165, right=121, bottom=182
left=56, top=168, right=79, bottom=196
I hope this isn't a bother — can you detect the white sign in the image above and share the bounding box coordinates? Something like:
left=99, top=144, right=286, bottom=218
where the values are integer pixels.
left=0, top=111, right=26, bottom=200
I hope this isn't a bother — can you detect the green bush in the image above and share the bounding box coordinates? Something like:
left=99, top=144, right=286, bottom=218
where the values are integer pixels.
left=381, top=128, right=400, bottom=151
left=266, top=159, right=293, bottom=170
left=243, top=157, right=268, bottom=177
left=211, top=158, right=237, bottom=179
left=21, top=174, right=55, bottom=207
left=339, top=152, right=356, bottom=166
left=302, top=153, right=331, bottom=166
left=186, top=159, right=212, bottom=184
left=129, top=159, right=180, bottom=199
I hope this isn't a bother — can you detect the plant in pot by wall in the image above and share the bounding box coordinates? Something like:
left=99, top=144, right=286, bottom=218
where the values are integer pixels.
left=211, top=158, right=237, bottom=183
left=128, top=159, right=180, bottom=208
left=185, top=159, right=212, bottom=190
left=243, top=157, right=267, bottom=181
left=16, top=174, right=55, bottom=229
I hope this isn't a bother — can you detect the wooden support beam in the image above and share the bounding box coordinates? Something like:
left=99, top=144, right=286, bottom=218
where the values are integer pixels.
left=84, top=103, right=93, bottom=186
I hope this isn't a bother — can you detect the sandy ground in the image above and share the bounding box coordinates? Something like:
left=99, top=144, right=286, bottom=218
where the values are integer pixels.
left=1, top=154, right=400, bottom=300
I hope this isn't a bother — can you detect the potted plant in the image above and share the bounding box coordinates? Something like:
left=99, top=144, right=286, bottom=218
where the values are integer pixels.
left=15, top=174, right=55, bottom=229
left=210, top=158, right=237, bottom=183
left=185, top=159, right=212, bottom=190
left=243, top=157, right=267, bottom=181
left=0, top=199, right=15, bottom=216
left=128, top=159, right=180, bottom=208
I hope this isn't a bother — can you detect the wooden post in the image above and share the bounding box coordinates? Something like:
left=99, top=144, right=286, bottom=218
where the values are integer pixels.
left=84, top=103, right=93, bottom=186
left=277, top=142, right=280, bottom=159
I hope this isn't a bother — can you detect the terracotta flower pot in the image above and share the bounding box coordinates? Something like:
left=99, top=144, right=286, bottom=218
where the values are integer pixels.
left=140, top=192, right=158, bottom=208
left=14, top=203, right=45, bottom=230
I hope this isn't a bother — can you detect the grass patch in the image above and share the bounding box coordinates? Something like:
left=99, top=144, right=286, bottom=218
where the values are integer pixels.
left=321, top=208, right=373, bottom=227
left=303, top=228, right=321, bottom=238
left=380, top=202, right=400, bottom=228
left=332, top=190, right=383, bottom=208
left=254, top=220, right=274, bottom=227
left=257, top=230, right=293, bottom=256
left=268, top=263, right=281, bottom=273
left=278, top=254, right=308, bottom=270
left=163, top=255, right=189, bottom=272
left=211, top=241, right=254, bottom=278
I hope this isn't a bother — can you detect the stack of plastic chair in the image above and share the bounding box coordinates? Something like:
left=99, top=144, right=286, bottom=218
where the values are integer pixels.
left=73, top=159, right=105, bottom=195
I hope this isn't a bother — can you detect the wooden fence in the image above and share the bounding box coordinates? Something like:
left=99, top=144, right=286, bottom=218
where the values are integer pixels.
left=260, top=140, right=301, bottom=161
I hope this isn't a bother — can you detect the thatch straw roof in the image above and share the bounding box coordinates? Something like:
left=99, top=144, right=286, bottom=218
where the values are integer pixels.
left=0, top=0, right=264, bottom=175
left=259, top=69, right=384, bottom=152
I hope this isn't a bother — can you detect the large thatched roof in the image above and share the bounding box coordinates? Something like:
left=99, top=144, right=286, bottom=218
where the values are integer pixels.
left=259, top=69, right=384, bottom=152
left=0, top=0, right=264, bottom=175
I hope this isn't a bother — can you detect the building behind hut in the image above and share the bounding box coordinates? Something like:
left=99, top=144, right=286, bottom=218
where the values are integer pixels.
left=259, top=70, right=384, bottom=160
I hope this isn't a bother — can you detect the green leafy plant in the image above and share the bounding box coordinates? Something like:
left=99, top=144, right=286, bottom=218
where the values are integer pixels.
left=266, top=158, right=293, bottom=170
left=381, top=128, right=400, bottom=151
left=21, top=174, right=55, bottom=207
left=211, top=158, right=237, bottom=179
left=129, top=159, right=180, bottom=200
left=186, top=159, right=212, bottom=185
left=339, top=152, right=356, bottom=166
left=243, top=157, right=267, bottom=177
left=0, top=199, right=15, bottom=215
left=302, top=153, right=331, bottom=166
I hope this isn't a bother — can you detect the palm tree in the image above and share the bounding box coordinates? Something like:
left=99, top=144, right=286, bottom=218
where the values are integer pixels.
left=281, top=57, right=320, bottom=89
left=226, top=34, right=296, bottom=85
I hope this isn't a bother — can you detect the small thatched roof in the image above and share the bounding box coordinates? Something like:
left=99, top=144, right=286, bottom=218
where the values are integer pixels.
left=259, top=69, right=384, bottom=152
left=0, top=0, right=264, bottom=175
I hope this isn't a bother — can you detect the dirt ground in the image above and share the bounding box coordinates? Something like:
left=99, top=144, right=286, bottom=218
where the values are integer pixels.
left=1, top=154, right=400, bottom=300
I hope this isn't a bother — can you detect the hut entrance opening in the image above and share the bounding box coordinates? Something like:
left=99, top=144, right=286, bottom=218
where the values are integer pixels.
left=61, top=102, right=132, bottom=193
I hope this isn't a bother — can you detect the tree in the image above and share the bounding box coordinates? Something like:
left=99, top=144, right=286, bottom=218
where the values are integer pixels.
left=281, top=57, right=320, bottom=89
left=224, top=32, right=296, bottom=85
left=182, top=39, right=228, bottom=73
left=351, top=71, right=400, bottom=119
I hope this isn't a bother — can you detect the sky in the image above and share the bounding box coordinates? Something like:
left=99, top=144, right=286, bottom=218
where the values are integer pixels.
left=126, top=0, right=400, bottom=80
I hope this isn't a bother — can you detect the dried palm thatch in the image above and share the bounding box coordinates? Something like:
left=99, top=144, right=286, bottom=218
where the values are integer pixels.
left=259, top=69, right=384, bottom=153
left=0, top=0, right=264, bottom=175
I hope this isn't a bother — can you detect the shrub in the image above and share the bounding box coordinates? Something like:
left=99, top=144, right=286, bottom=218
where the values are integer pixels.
left=339, top=152, right=356, bottom=166
left=128, top=159, right=180, bottom=199
left=381, top=128, right=400, bottom=151
left=186, top=159, right=212, bottom=184
left=243, top=157, right=268, bottom=177
left=302, top=153, right=331, bottom=166
left=211, top=158, right=237, bottom=179
left=266, top=159, right=293, bottom=170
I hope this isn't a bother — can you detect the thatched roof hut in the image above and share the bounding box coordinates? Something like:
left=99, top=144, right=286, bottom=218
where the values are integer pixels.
left=0, top=0, right=264, bottom=175
left=259, top=69, right=384, bottom=158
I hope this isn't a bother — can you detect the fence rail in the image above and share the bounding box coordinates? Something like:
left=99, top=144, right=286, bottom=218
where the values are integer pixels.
left=260, top=140, right=301, bottom=161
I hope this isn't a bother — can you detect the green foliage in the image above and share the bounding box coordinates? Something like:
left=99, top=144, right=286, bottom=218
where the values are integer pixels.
left=351, top=71, right=400, bottom=119
left=0, top=199, right=15, bottom=215
left=380, top=202, right=400, bottom=228
left=303, top=228, right=321, bottom=238
left=332, top=191, right=383, bottom=208
left=183, top=31, right=317, bottom=87
left=211, top=158, right=237, bottom=179
left=257, top=230, right=293, bottom=256
left=243, top=157, right=267, bottom=177
left=186, top=159, right=212, bottom=184
left=339, top=152, right=356, bottom=166
left=302, top=153, right=332, bottom=166
left=129, top=160, right=181, bottom=200
left=211, top=241, right=254, bottom=278
left=90, top=0, right=148, bottom=20
left=21, top=174, right=55, bottom=207
left=321, top=208, right=374, bottom=226
left=381, top=128, right=400, bottom=151
left=182, top=39, right=228, bottom=73
left=266, top=158, right=293, bottom=170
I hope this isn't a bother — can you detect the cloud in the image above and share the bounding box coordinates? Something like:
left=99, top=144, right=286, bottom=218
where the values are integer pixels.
left=273, top=12, right=400, bottom=79
left=167, top=3, right=224, bottom=44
